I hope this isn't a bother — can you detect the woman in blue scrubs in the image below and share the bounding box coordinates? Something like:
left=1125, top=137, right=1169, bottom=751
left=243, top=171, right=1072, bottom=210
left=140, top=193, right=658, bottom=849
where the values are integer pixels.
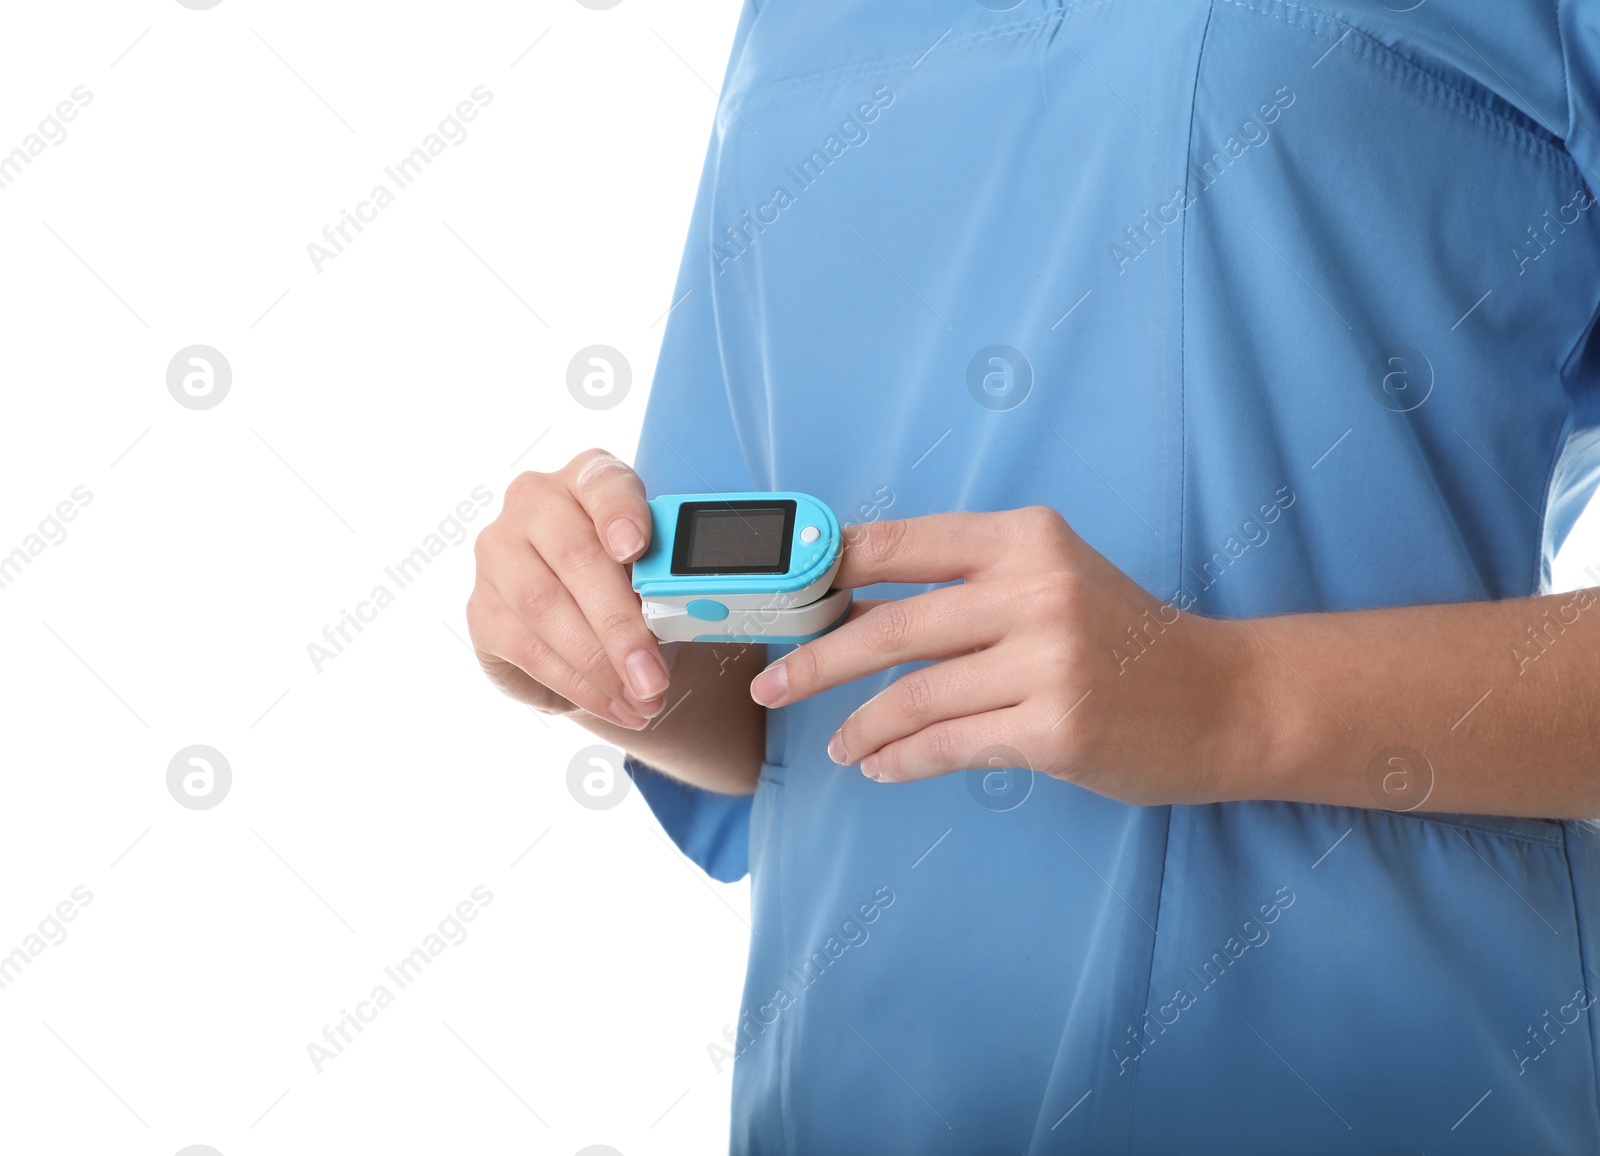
left=468, top=2, right=1600, bottom=1152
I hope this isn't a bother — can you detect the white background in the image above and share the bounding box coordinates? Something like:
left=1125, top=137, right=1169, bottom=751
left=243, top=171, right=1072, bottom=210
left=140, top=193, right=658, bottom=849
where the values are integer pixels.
left=2, top=3, right=1600, bottom=1156
left=0, top=2, right=750, bottom=1154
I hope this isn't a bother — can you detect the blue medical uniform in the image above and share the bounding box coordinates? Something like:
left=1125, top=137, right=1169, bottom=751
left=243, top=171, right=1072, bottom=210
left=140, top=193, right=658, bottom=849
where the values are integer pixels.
left=624, top=2, right=1600, bottom=1151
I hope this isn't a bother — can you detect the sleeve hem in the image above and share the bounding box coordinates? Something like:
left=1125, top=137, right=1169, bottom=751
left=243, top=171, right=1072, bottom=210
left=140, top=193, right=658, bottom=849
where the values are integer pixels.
left=624, top=753, right=753, bottom=883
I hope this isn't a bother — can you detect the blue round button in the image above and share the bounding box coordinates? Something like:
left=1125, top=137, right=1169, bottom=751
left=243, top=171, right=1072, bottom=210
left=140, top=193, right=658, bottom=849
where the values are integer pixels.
left=685, top=599, right=730, bottom=621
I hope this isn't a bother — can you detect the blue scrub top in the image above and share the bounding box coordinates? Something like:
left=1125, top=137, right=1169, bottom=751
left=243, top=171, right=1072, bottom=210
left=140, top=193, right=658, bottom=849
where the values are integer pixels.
left=624, top=2, right=1600, bottom=1151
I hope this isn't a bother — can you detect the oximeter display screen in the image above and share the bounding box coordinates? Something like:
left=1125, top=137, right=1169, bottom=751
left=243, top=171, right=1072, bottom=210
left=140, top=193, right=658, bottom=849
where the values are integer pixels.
left=671, top=500, right=796, bottom=575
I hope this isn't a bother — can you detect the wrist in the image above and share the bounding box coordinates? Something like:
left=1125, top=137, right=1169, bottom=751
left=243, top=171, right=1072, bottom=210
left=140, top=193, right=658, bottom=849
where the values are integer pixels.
left=1190, top=615, right=1286, bottom=804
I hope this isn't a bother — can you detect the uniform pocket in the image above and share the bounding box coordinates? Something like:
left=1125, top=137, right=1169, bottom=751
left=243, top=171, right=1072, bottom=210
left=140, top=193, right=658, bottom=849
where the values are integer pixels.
left=731, top=764, right=793, bottom=1151
left=1124, top=801, right=1600, bottom=1156
left=1384, top=808, right=1564, bottom=847
left=763, top=699, right=790, bottom=774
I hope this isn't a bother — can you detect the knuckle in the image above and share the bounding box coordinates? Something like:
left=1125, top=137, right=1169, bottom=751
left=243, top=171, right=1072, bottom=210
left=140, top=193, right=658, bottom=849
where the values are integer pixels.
left=512, top=576, right=560, bottom=621
left=895, top=670, right=934, bottom=720
left=786, top=641, right=824, bottom=691
left=921, top=721, right=958, bottom=766
left=553, top=530, right=606, bottom=575
left=529, top=692, right=575, bottom=716
left=505, top=470, right=545, bottom=505
left=863, top=600, right=914, bottom=654
left=1036, top=621, right=1079, bottom=672
left=857, top=517, right=907, bottom=570
left=1044, top=643, right=1078, bottom=687
left=578, top=642, right=615, bottom=686
left=597, top=602, right=645, bottom=647
left=513, top=637, right=581, bottom=701
left=1014, top=504, right=1069, bottom=548
left=568, top=446, right=612, bottom=475
left=464, top=588, right=491, bottom=633
left=472, top=524, right=499, bottom=566
left=1019, top=503, right=1064, bottom=533
left=1022, top=570, right=1080, bottom=615
left=562, top=667, right=604, bottom=712
left=505, top=630, right=548, bottom=679
left=569, top=448, right=632, bottom=494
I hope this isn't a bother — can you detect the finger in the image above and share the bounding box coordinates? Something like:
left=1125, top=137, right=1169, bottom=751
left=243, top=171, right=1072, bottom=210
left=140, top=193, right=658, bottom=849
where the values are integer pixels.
left=857, top=704, right=1042, bottom=784
left=834, top=506, right=1071, bottom=589
left=794, top=596, right=888, bottom=631
left=520, top=458, right=670, bottom=705
left=565, top=448, right=652, bottom=563
left=468, top=584, right=648, bottom=729
left=466, top=593, right=570, bottom=712
left=826, top=647, right=1027, bottom=767
left=749, top=583, right=1001, bottom=708
left=481, top=531, right=658, bottom=718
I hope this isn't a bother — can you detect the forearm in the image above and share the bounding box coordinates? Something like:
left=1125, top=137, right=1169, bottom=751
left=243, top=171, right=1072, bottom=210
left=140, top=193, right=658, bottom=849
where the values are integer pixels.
left=1222, top=588, right=1600, bottom=818
left=563, top=640, right=766, bottom=796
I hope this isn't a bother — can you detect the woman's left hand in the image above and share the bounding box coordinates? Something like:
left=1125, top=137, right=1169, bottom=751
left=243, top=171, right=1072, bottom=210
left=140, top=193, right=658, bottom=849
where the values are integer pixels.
left=747, top=506, right=1262, bottom=805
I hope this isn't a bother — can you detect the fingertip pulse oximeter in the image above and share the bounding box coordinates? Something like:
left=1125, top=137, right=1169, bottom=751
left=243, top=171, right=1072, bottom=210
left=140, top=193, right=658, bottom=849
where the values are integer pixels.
left=631, top=492, right=851, bottom=643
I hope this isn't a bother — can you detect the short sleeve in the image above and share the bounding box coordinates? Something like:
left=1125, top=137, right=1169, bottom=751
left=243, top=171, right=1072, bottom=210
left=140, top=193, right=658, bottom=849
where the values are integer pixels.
left=623, top=0, right=763, bottom=885
left=1545, top=310, right=1600, bottom=575
left=1548, top=6, right=1600, bottom=577
left=1562, top=0, right=1600, bottom=188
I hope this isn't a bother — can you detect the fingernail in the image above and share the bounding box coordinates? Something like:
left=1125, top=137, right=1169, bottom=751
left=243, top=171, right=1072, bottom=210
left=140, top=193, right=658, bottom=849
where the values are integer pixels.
left=609, top=699, right=648, bottom=729
left=860, top=754, right=881, bottom=780
left=605, top=517, right=645, bottom=562
left=625, top=649, right=669, bottom=700
left=750, top=662, right=788, bottom=707
left=827, top=732, right=847, bottom=765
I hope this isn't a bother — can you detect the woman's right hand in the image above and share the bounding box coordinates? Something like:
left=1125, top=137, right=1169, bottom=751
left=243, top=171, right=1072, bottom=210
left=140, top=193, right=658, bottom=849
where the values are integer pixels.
left=466, top=449, right=672, bottom=729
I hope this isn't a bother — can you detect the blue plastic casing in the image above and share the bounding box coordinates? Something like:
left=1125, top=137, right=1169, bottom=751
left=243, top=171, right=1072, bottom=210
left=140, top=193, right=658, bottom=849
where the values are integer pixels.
left=631, top=492, right=848, bottom=643
left=632, top=492, right=841, bottom=601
